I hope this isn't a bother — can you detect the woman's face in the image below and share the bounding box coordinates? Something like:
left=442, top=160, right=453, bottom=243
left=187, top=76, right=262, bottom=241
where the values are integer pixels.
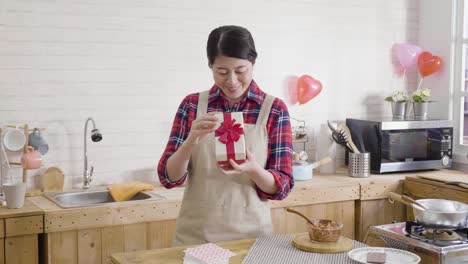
left=211, top=55, right=253, bottom=104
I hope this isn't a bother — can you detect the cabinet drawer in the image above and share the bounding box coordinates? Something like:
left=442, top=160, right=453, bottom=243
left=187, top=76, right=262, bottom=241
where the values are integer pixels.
left=6, top=215, right=43, bottom=237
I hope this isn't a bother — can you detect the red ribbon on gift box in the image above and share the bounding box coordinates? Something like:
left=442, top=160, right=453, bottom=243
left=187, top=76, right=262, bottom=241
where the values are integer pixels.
left=215, top=113, right=245, bottom=162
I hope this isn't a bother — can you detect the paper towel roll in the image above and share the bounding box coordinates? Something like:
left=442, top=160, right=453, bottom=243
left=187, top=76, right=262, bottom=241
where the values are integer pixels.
left=316, top=124, right=336, bottom=174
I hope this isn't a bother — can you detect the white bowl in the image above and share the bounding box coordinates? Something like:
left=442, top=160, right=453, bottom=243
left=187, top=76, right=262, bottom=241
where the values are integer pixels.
left=3, top=129, right=26, bottom=151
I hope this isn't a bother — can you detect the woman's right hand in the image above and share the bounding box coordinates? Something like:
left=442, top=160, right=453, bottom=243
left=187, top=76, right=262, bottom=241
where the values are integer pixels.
left=186, top=113, right=218, bottom=145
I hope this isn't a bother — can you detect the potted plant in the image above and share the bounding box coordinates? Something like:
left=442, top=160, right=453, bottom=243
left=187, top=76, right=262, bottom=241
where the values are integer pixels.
left=385, top=90, right=409, bottom=118
left=412, top=88, right=431, bottom=119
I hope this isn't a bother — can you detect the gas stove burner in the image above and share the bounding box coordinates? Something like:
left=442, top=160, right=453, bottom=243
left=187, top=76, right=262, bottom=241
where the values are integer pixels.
left=405, top=221, right=468, bottom=246
left=420, top=229, right=463, bottom=241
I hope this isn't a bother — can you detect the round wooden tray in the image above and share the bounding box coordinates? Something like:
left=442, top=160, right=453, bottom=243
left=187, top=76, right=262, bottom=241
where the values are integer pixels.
left=292, top=233, right=353, bottom=253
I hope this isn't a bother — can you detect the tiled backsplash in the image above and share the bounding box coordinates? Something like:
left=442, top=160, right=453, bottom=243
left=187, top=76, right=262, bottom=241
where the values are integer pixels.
left=0, top=0, right=419, bottom=188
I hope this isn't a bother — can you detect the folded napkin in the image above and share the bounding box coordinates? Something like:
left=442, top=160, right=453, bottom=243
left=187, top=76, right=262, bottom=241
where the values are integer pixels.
left=107, top=181, right=154, bottom=202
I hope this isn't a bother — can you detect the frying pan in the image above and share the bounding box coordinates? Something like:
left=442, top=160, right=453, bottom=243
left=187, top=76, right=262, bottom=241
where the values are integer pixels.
left=388, top=192, right=468, bottom=229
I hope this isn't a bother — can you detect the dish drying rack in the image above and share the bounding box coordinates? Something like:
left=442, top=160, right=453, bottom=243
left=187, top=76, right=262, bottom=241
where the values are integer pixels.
left=0, top=124, right=45, bottom=196
left=291, top=117, right=308, bottom=161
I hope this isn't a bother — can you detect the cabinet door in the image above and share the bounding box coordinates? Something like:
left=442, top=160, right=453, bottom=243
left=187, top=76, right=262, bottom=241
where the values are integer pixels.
left=355, top=199, right=406, bottom=242
left=5, top=235, right=38, bottom=264
left=271, top=201, right=355, bottom=239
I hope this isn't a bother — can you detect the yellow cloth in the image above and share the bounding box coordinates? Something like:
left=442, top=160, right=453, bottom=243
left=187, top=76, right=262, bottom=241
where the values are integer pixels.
left=107, top=181, right=154, bottom=202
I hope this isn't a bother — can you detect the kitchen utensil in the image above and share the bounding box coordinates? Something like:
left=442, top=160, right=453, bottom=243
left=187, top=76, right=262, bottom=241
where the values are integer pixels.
left=337, top=123, right=360, bottom=153
left=327, top=120, right=353, bottom=153
left=29, top=128, right=49, bottom=155
left=445, top=181, right=468, bottom=189
left=3, top=127, right=26, bottom=151
left=292, top=157, right=332, bottom=181
left=286, top=207, right=313, bottom=225
left=307, top=219, right=343, bottom=243
left=348, top=152, right=370, bottom=178
left=292, top=233, right=352, bottom=253
left=346, top=120, right=366, bottom=153
left=41, top=167, right=64, bottom=192
left=292, top=161, right=313, bottom=181
left=388, top=192, right=427, bottom=210
left=348, top=247, right=421, bottom=264
left=416, top=174, right=468, bottom=189
left=388, top=192, right=468, bottom=229
left=21, top=146, right=42, bottom=169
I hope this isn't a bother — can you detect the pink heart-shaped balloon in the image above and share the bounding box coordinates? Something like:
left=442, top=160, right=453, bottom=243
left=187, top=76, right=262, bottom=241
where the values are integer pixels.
left=288, top=76, right=299, bottom=105
left=393, top=43, right=422, bottom=70
left=297, top=75, right=322, bottom=105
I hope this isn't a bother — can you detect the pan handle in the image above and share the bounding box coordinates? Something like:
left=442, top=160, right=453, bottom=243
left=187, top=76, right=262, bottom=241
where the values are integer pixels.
left=388, top=192, right=427, bottom=211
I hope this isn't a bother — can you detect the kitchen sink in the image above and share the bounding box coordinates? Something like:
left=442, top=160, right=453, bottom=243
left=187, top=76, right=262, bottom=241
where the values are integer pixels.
left=44, top=189, right=165, bottom=208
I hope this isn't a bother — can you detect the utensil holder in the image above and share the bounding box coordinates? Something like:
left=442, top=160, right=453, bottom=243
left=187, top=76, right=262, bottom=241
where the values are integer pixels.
left=348, top=152, right=370, bottom=178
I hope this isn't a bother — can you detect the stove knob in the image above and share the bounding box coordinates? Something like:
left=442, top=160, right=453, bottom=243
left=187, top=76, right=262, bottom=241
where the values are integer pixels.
left=442, top=155, right=450, bottom=166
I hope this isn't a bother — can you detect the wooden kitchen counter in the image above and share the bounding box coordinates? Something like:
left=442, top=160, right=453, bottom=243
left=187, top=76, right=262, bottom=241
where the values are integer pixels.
left=111, top=238, right=255, bottom=264
left=26, top=168, right=459, bottom=233
left=0, top=198, right=43, bottom=218
left=26, top=168, right=463, bottom=264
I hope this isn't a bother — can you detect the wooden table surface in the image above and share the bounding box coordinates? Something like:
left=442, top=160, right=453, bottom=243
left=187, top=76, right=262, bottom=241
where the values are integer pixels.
left=111, top=239, right=255, bottom=264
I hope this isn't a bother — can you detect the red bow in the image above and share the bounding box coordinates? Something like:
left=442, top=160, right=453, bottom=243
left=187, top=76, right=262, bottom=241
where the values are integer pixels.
left=215, top=118, right=244, bottom=144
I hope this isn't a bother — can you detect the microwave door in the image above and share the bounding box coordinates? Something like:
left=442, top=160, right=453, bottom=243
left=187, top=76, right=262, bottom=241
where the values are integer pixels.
left=379, top=128, right=452, bottom=173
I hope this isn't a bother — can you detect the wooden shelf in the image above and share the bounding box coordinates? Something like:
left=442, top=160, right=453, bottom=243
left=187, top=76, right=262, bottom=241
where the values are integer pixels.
left=293, top=137, right=308, bottom=143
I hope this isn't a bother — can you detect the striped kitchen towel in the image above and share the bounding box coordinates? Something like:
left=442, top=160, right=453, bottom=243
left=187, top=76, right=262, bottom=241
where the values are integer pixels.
left=242, top=234, right=366, bottom=264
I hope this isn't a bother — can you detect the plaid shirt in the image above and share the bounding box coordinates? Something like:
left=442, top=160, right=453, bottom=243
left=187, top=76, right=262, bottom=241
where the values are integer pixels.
left=157, top=81, right=294, bottom=200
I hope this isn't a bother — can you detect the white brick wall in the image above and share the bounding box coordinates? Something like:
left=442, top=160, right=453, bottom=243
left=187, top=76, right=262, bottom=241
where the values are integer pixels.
left=0, top=0, right=419, bottom=188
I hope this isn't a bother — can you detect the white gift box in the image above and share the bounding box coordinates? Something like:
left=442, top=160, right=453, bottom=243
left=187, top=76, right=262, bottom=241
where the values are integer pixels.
left=183, top=243, right=236, bottom=264
left=213, top=112, right=246, bottom=169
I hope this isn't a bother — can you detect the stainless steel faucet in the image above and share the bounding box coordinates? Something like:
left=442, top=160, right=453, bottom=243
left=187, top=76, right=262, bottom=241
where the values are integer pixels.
left=83, top=117, right=102, bottom=189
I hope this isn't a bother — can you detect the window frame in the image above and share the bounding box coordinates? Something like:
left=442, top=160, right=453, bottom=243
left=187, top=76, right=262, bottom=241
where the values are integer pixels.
left=453, top=0, right=468, bottom=163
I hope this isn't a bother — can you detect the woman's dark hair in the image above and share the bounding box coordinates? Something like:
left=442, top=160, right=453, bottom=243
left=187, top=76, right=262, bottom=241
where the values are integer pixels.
left=207, top=25, right=257, bottom=67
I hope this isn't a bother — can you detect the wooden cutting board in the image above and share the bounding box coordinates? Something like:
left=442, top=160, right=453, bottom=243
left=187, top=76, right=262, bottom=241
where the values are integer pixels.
left=417, top=174, right=468, bottom=189
left=41, top=167, right=64, bottom=192
left=292, top=233, right=353, bottom=253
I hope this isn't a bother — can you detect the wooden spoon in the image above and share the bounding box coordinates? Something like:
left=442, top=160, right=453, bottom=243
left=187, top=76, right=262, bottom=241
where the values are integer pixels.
left=286, top=207, right=314, bottom=225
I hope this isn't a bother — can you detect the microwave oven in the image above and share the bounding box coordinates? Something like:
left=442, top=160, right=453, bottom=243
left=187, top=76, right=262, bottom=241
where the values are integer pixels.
left=345, top=118, right=453, bottom=174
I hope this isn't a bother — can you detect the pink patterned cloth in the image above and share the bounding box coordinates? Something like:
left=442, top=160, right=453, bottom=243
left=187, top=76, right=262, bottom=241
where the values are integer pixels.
left=184, top=243, right=236, bottom=264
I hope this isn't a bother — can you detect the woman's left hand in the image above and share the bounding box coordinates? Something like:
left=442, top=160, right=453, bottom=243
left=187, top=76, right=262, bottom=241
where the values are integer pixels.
left=220, top=148, right=261, bottom=175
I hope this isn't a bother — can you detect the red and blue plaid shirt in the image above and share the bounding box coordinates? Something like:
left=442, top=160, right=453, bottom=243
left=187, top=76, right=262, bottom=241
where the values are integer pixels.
left=157, top=81, right=294, bottom=200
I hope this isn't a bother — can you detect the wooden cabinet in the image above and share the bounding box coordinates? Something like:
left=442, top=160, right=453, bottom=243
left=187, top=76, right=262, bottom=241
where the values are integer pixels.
left=354, top=179, right=407, bottom=241
left=271, top=201, right=355, bottom=238
left=0, top=199, right=44, bottom=264
left=404, top=177, right=468, bottom=220
left=38, top=171, right=460, bottom=263
left=404, top=177, right=468, bottom=203
left=44, top=220, right=176, bottom=264
left=40, top=199, right=180, bottom=264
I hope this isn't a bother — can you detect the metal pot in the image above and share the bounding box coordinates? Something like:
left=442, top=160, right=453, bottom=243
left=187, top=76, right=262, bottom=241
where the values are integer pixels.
left=388, top=192, right=468, bottom=229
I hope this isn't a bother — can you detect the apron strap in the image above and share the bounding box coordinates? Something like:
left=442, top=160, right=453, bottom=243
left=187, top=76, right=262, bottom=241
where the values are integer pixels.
left=257, top=95, right=275, bottom=126
left=197, top=90, right=275, bottom=126
left=196, top=90, right=210, bottom=119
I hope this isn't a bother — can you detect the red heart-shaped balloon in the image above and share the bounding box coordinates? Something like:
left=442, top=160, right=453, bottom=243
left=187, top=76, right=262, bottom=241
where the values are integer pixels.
left=297, top=75, right=322, bottom=105
left=417, top=51, right=442, bottom=77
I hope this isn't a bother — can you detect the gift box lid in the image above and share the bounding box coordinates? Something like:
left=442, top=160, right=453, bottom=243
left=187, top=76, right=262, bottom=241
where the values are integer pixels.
left=184, top=243, right=236, bottom=264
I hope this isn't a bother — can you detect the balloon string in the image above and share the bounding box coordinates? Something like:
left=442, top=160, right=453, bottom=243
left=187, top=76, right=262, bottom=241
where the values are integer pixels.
left=402, top=69, right=409, bottom=96
left=416, top=78, right=424, bottom=91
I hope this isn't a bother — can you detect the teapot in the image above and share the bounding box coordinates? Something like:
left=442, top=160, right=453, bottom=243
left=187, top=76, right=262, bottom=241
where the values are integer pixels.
left=21, top=146, right=42, bottom=169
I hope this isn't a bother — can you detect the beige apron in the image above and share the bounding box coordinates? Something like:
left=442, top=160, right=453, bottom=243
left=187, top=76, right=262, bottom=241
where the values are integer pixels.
left=173, top=90, right=275, bottom=246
